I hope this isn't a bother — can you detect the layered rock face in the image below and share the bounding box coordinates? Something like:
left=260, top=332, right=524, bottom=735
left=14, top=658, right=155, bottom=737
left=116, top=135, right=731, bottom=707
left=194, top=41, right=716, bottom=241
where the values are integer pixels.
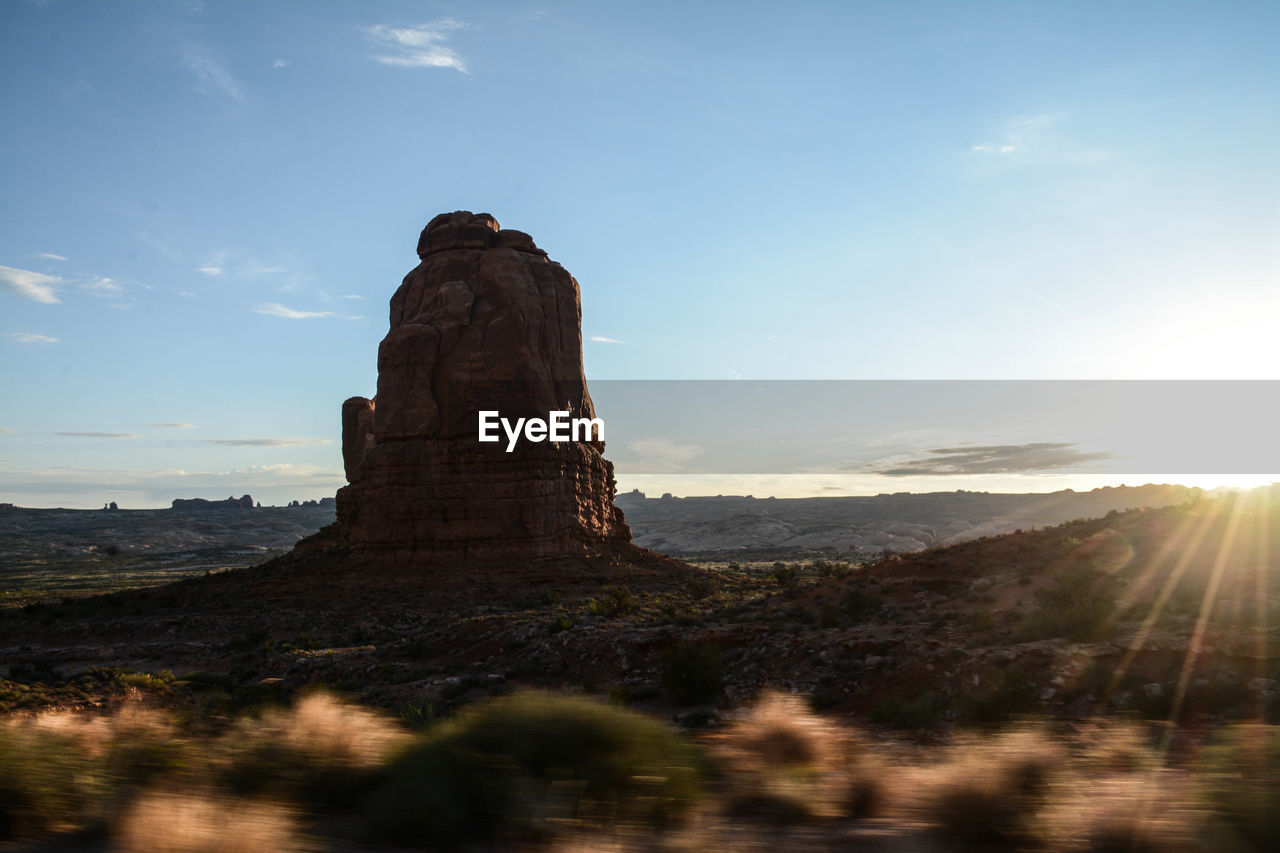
left=336, top=211, right=631, bottom=562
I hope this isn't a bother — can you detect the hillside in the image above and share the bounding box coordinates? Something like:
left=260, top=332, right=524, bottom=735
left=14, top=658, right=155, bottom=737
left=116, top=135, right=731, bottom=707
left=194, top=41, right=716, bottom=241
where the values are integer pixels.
left=616, top=483, right=1198, bottom=554
left=2, top=488, right=1274, bottom=728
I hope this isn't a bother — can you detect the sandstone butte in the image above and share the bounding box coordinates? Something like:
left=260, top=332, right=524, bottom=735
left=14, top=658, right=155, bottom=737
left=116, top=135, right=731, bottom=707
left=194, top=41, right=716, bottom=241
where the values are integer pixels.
left=331, top=211, right=635, bottom=566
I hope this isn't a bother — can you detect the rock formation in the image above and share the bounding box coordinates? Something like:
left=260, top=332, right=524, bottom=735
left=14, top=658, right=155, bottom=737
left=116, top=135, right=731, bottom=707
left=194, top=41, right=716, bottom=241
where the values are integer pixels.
left=335, top=211, right=631, bottom=562
left=171, top=495, right=254, bottom=511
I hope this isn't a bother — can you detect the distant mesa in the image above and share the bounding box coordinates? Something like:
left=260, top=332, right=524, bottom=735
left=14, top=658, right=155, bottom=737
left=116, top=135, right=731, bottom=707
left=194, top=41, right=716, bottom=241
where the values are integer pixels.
left=333, top=211, right=632, bottom=563
left=287, top=497, right=335, bottom=509
left=171, top=494, right=254, bottom=511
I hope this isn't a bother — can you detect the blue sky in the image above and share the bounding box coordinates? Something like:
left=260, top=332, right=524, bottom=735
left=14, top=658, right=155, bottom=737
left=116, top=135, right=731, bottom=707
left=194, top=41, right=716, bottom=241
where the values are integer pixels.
left=1, top=1, right=1276, bottom=507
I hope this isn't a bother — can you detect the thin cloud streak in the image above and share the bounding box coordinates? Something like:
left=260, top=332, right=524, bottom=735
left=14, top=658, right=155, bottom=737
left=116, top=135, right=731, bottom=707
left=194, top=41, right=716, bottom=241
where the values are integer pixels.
left=151, top=422, right=195, bottom=429
left=0, top=265, right=61, bottom=303
left=253, top=302, right=337, bottom=319
left=80, top=277, right=124, bottom=298
left=34, top=253, right=68, bottom=261
left=57, top=432, right=142, bottom=439
left=590, top=336, right=624, bottom=344
left=182, top=43, right=246, bottom=103
left=366, top=21, right=468, bottom=72
left=4, top=332, right=58, bottom=344
left=203, top=438, right=331, bottom=447
left=878, top=442, right=1111, bottom=477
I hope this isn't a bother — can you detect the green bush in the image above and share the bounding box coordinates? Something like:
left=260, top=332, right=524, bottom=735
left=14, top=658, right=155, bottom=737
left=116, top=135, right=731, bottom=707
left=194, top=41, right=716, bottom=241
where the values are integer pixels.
left=1197, top=724, right=1280, bottom=850
left=871, top=692, right=944, bottom=729
left=955, top=668, right=1038, bottom=724
left=771, top=562, right=799, bottom=590
left=363, top=691, right=706, bottom=847
left=661, top=641, right=725, bottom=705
left=0, top=727, right=92, bottom=840
left=1015, top=566, right=1116, bottom=641
left=842, top=590, right=883, bottom=621
left=586, top=584, right=634, bottom=617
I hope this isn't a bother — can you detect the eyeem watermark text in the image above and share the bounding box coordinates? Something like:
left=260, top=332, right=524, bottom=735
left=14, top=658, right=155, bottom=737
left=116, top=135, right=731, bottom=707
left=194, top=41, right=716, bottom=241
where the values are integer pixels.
left=478, top=411, right=604, bottom=452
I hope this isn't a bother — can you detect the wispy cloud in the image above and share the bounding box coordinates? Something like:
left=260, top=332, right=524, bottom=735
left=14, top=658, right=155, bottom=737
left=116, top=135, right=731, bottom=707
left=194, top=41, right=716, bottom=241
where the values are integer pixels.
left=196, top=266, right=222, bottom=276
left=0, top=428, right=16, bottom=435
left=877, top=442, right=1111, bottom=477
left=80, top=276, right=124, bottom=298
left=366, top=21, right=469, bottom=72
left=4, top=332, right=58, bottom=344
left=0, top=265, right=61, bottom=303
left=34, top=253, right=67, bottom=261
left=968, top=113, right=1112, bottom=165
left=273, top=58, right=290, bottom=69
left=342, top=294, right=364, bottom=300
left=182, top=42, right=245, bottom=103
left=151, top=422, right=194, bottom=429
left=253, top=302, right=337, bottom=319
left=590, top=336, right=624, bottom=344
left=134, top=231, right=183, bottom=262
left=203, top=437, right=331, bottom=447
left=970, top=113, right=1057, bottom=156
left=57, top=432, right=142, bottom=439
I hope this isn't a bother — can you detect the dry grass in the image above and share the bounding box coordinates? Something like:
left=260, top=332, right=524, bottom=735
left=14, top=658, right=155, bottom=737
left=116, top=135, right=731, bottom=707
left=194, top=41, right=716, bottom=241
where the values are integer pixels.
left=113, top=790, right=305, bottom=853
left=906, top=725, right=1067, bottom=847
left=713, top=691, right=883, bottom=823
left=230, top=689, right=408, bottom=770
left=1039, top=772, right=1206, bottom=852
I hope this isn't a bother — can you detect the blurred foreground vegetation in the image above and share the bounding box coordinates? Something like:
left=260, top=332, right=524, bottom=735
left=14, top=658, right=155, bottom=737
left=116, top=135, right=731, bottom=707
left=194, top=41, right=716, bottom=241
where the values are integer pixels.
left=1, top=689, right=1277, bottom=851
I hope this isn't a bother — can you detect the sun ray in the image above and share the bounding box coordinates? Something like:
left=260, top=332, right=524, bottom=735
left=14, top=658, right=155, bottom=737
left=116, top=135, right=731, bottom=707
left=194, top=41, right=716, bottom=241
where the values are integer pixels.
left=1160, top=493, right=1247, bottom=754
left=1100, top=501, right=1223, bottom=709
left=1251, top=487, right=1270, bottom=719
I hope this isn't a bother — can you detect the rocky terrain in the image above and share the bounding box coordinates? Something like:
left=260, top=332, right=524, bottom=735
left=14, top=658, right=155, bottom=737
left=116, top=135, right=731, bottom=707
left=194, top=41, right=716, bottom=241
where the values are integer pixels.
left=0, top=503, right=336, bottom=607
left=1, top=492, right=1275, bottom=726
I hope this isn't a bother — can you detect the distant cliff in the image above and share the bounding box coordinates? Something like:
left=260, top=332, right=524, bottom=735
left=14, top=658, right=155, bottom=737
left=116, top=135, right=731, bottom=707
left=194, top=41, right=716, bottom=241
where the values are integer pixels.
left=170, top=495, right=254, bottom=511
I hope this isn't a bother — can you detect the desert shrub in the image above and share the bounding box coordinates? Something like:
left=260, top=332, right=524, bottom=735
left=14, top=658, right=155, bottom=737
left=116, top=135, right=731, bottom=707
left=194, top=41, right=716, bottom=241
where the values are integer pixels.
left=0, top=703, right=186, bottom=840
left=1196, top=723, right=1280, bottom=850
left=715, top=691, right=860, bottom=823
left=1040, top=772, right=1204, bottom=853
left=771, top=562, right=799, bottom=590
left=1016, top=566, right=1116, bottom=642
left=1075, top=722, right=1160, bottom=776
left=586, top=584, right=634, bottom=617
left=219, top=691, right=408, bottom=809
left=82, top=666, right=176, bottom=692
left=548, top=612, right=577, bottom=633
left=114, top=790, right=304, bottom=853
left=685, top=573, right=719, bottom=600
left=841, top=589, right=883, bottom=621
left=363, top=690, right=705, bottom=847
left=840, top=758, right=888, bottom=819
left=871, top=692, right=944, bottom=729
left=0, top=724, right=92, bottom=839
left=661, top=641, right=725, bottom=705
left=955, top=668, right=1038, bottom=724
left=923, top=727, right=1064, bottom=847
